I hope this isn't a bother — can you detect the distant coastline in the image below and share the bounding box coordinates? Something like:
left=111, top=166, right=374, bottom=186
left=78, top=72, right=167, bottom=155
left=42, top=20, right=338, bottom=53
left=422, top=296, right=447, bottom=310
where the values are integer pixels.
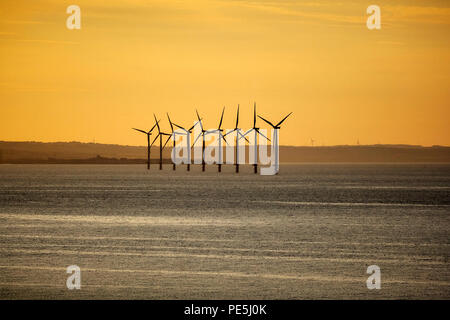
left=0, top=141, right=449, bottom=164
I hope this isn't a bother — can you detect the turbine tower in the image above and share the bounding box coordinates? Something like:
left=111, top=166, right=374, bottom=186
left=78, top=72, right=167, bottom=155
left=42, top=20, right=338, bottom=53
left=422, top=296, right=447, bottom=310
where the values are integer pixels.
left=258, top=111, right=292, bottom=173
left=151, top=114, right=172, bottom=170
left=166, top=113, right=177, bottom=171
left=224, top=104, right=249, bottom=173
left=131, top=119, right=159, bottom=170
left=205, top=107, right=228, bottom=172
left=243, top=102, right=270, bottom=174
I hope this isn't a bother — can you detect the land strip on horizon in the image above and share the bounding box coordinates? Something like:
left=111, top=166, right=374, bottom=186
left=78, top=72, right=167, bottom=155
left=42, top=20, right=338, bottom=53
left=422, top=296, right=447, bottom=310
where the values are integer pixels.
left=0, top=141, right=449, bottom=164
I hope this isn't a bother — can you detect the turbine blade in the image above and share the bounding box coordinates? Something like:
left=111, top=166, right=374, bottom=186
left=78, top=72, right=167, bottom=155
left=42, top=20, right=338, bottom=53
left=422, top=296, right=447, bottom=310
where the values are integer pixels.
left=188, top=118, right=202, bottom=132
left=220, top=132, right=229, bottom=145
left=235, top=104, right=239, bottom=128
left=196, top=109, right=203, bottom=131
left=167, top=113, right=174, bottom=132
left=151, top=133, right=159, bottom=146
left=192, top=132, right=202, bottom=147
left=223, top=128, right=236, bottom=137
left=163, top=135, right=171, bottom=148
left=149, top=119, right=159, bottom=133
left=153, top=114, right=161, bottom=132
left=276, top=112, right=293, bottom=127
left=255, top=128, right=270, bottom=142
left=218, top=106, right=225, bottom=129
left=243, top=128, right=253, bottom=137
left=238, top=131, right=249, bottom=143
left=173, top=123, right=187, bottom=131
left=257, top=115, right=275, bottom=128
left=132, top=128, right=147, bottom=134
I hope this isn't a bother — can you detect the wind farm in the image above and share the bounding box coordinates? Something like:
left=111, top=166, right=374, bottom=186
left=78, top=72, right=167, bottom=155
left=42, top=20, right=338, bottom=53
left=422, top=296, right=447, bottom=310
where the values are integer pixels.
left=133, top=104, right=292, bottom=174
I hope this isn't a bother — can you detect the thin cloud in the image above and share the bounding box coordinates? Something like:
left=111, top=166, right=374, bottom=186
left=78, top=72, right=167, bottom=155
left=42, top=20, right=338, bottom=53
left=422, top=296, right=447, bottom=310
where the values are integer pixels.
left=376, top=40, right=406, bottom=46
left=0, top=84, right=90, bottom=93
left=1, top=39, right=80, bottom=45
left=0, top=20, right=49, bottom=25
left=215, top=0, right=364, bottom=26
left=218, top=1, right=450, bottom=26
left=383, top=5, right=450, bottom=25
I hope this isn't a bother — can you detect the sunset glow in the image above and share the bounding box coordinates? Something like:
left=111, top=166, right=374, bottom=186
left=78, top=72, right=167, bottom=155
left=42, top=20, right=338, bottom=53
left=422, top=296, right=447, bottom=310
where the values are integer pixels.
left=1, top=0, right=449, bottom=146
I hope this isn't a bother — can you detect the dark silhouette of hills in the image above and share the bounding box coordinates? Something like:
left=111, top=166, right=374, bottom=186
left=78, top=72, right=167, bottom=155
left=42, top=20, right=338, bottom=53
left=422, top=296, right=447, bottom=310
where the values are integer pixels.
left=280, top=145, right=450, bottom=163
left=0, top=141, right=449, bottom=164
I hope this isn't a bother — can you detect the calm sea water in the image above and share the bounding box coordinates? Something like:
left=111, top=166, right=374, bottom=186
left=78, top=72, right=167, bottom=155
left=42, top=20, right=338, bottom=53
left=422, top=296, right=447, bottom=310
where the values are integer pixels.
left=0, top=163, right=449, bottom=299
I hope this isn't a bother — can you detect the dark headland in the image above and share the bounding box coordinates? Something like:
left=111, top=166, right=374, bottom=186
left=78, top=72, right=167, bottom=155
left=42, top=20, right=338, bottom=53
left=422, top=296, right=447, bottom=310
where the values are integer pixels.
left=0, top=141, right=449, bottom=164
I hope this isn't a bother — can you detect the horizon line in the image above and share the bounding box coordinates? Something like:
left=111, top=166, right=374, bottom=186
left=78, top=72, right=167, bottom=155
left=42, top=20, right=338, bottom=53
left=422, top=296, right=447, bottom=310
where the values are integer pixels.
left=1, top=140, right=449, bottom=148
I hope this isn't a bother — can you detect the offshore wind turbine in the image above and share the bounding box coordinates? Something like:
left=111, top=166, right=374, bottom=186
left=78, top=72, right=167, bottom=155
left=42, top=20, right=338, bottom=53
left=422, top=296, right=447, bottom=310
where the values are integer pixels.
left=192, top=110, right=209, bottom=172
left=166, top=113, right=178, bottom=171
left=151, top=114, right=172, bottom=170
left=171, top=118, right=201, bottom=171
left=224, top=104, right=249, bottom=173
left=205, top=107, right=228, bottom=172
left=243, top=102, right=270, bottom=174
left=258, top=111, right=293, bottom=173
left=131, top=119, right=159, bottom=170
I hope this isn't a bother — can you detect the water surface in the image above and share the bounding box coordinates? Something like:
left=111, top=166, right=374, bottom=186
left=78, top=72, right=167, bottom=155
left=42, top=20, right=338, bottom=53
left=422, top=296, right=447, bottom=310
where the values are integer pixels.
left=0, top=163, right=449, bottom=299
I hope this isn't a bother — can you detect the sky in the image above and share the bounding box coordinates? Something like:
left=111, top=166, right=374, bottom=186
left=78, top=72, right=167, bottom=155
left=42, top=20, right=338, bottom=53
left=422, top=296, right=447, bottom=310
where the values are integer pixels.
left=0, top=0, right=449, bottom=146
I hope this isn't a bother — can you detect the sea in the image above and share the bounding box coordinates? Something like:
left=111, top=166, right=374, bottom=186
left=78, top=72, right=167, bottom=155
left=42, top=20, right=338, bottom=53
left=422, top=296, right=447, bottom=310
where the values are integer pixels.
left=0, top=163, right=449, bottom=299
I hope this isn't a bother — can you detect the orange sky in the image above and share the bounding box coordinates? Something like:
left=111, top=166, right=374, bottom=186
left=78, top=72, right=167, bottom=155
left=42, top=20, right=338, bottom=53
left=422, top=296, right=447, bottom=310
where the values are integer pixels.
left=0, top=0, right=449, bottom=146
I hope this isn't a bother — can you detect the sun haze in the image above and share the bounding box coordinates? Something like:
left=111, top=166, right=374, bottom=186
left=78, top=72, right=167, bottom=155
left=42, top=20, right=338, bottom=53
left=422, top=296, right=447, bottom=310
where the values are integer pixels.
left=0, top=0, right=449, bottom=146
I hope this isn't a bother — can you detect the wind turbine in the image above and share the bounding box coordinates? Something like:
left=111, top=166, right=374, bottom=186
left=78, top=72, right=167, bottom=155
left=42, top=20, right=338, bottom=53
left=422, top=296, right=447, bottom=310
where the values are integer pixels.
left=170, top=118, right=201, bottom=171
left=151, top=114, right=172, bottom=170
left=192, top=109, right=209, bottom=172
left=166, top=113, right=178, bottom=171
left=132, top=119, right=159, bottom=170
left=258, top=111, right=293, bottom=173
left=224, top=104, right=249, bottom=173
left=243, top=102, right=270, bottom=174
left=310, top=138, right=315, bottom=147
left=205, top=106, right=228, bottom=172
